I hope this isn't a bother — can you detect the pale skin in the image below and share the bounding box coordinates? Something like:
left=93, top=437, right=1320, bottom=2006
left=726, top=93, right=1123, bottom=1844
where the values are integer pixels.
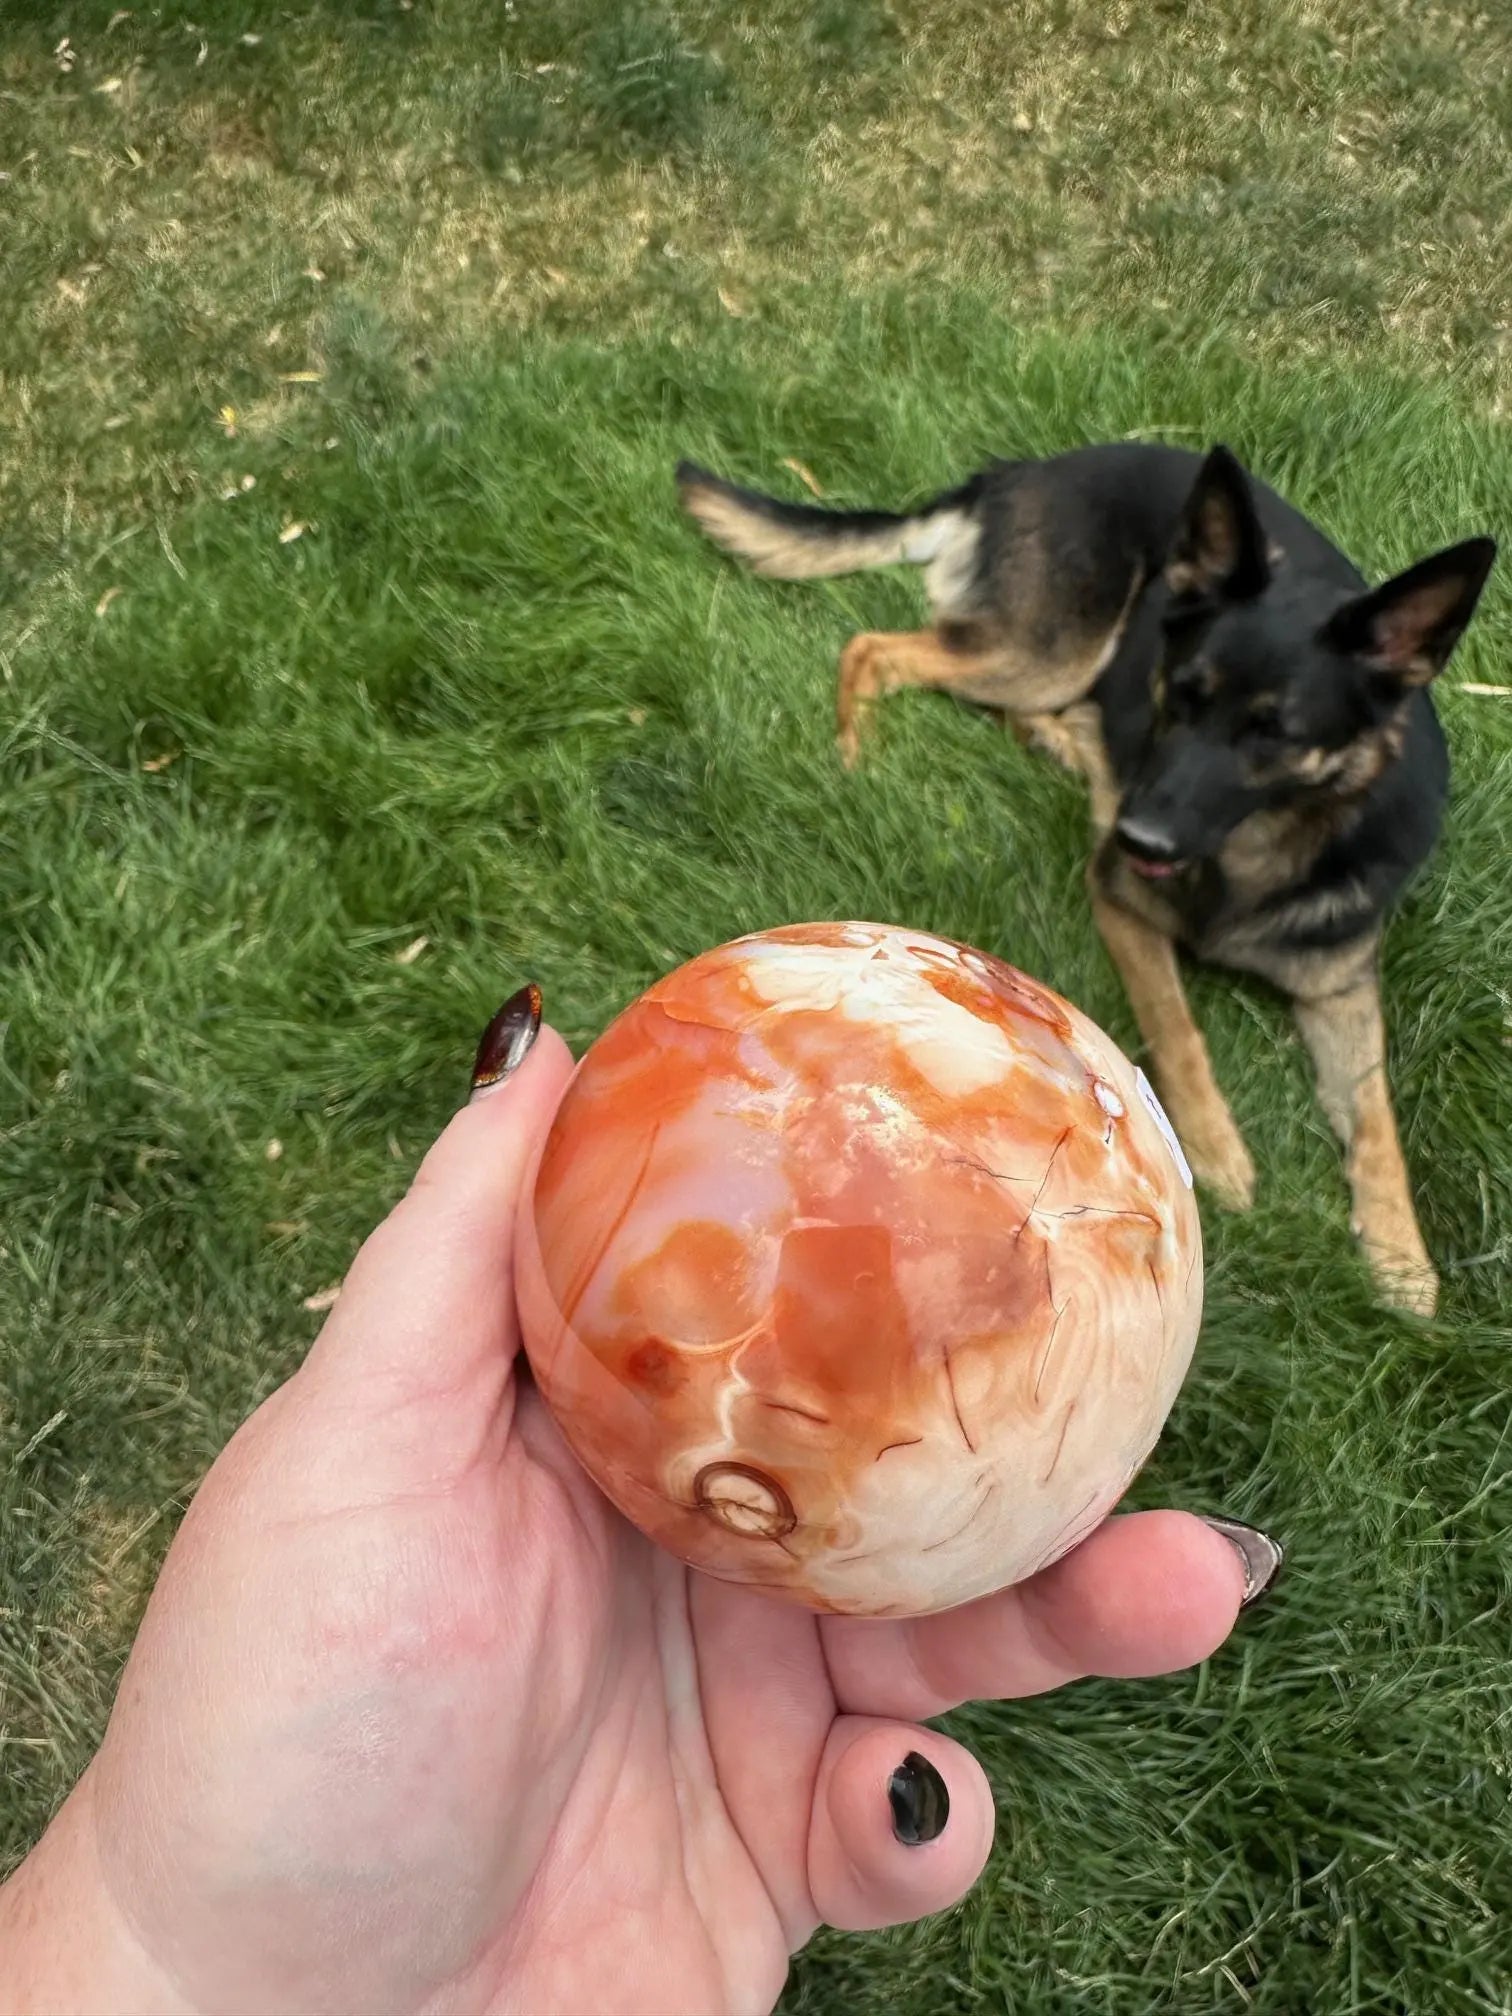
left=0, top=1023, right=1253, bottom=2016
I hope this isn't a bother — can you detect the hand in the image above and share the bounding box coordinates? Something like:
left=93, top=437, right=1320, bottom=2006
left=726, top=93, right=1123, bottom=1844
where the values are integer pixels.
left=0, top=992, right=1277, bottom=2016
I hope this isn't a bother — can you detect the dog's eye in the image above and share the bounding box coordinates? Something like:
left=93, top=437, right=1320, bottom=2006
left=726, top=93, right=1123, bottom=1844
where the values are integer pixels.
left=1167, top=664, right=1215, bottom=718
left=1247, top=701, right=1286, bottom=740
left=1162, top=591, right=1215, bottom=634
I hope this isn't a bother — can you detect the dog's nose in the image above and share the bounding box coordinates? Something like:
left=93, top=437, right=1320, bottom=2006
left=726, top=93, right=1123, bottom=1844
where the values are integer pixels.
left=1114, top=815, right=1184, bottom=864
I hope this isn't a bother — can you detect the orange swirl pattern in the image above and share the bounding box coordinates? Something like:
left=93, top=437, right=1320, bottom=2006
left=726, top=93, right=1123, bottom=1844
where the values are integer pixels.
left=516, top=923, right=1203, bottom=1618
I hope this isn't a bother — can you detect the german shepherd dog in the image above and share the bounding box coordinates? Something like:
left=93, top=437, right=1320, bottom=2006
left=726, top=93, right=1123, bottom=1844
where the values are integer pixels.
left=676, top=442, right=1496, bottom=1315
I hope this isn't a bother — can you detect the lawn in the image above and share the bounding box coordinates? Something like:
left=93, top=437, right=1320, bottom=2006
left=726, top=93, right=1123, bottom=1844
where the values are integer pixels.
left=3, top=2, right=1512, bottom=2009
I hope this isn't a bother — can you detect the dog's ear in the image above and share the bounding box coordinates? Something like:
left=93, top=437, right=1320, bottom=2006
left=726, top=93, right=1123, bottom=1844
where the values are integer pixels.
left=1164, top=446, right=1270, bottom=602
left=1319, top=537, right=1497, bottom=686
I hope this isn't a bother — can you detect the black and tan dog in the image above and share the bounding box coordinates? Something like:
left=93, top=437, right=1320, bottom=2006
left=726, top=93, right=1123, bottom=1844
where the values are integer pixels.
left=676, top=442, right=1496, bottom=1315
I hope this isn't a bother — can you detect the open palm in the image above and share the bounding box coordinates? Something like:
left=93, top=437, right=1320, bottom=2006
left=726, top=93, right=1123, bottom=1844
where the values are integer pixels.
left=6, top=1024, right=1255, bottom=2016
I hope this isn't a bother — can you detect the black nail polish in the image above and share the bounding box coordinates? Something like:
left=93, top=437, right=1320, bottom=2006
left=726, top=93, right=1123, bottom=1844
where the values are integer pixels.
left=1201, top=1515, right=1284, bottom=1607
left=888, top=1752, right=949, bottom=1847
left=470, top=983, right=542, bottom=1097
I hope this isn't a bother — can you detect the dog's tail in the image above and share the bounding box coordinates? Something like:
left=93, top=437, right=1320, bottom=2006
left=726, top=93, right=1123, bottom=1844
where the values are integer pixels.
left=675, top=460, right=970, bottom=581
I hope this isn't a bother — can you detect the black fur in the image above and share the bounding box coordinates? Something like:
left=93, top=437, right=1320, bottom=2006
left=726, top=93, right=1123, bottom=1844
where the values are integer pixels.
left=677, top=435, right=1497, bottom=1308
left=679, top=439, right=1495, bottom=988
left=1076, top=445, right=1492, bottom=979
left=673, top=458, right=982, bottom=543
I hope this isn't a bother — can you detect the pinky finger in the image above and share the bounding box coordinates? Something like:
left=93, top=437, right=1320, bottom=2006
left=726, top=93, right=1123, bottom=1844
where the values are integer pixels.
left=806, top=1717, right=995, bottom=1935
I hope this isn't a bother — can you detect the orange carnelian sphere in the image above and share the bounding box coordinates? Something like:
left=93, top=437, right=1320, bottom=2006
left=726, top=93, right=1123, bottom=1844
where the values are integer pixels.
left=515, top=922, right=1202, bottom=1618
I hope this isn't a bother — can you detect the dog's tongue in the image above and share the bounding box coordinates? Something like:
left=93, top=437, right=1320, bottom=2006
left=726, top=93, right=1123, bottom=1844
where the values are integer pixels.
left=1130, top=857, right=1183, bottom=880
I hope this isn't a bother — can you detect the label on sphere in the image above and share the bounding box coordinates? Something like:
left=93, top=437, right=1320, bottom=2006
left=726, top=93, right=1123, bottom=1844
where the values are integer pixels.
left=1134, top=1068, right=1194, bottom=1189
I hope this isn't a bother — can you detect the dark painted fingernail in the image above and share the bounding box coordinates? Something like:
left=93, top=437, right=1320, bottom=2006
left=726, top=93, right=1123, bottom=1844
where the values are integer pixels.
left=1201, top=1515, right=1284, bottom=1607
left=888, top=1752, right=949, bottom=1847
left=470, top=983, right=542, bottom=1099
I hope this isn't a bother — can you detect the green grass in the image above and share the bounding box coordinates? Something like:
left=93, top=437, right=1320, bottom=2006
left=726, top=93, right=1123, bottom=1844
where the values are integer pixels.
left=4, top=4, right=1512, bottom=2011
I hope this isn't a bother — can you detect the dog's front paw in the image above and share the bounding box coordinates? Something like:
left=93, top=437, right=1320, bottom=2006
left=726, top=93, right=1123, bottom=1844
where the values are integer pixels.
left=835, top=719, right=865, bottom=771
left=1375, top=1256, right=1439, bottom=1319
left=835, top=637, right=877, bottom=772
left=1181, top=1112, right=1257, bottom=1213
left=1358, top=1223, right=1439, bottom=1319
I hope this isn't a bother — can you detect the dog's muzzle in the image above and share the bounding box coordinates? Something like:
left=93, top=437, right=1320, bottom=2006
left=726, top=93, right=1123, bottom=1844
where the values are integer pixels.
left=1114, top=815, right=1187, bottom=879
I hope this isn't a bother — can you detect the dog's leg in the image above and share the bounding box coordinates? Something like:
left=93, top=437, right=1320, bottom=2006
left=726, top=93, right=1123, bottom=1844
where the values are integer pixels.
left=1031, top=716, right=1253, bottom=1206
left=835, top=628, right=1001, bottom=770
left=1292, top=974, right=1437, bottom=1316
left=1050, top=717, right=1253, bottom=1210
left=1012, top=703, right=1112, bottom=789
left=1011, top=709, right=1083, bottom=769
left=1088, top=889, right=1257, bottom=1210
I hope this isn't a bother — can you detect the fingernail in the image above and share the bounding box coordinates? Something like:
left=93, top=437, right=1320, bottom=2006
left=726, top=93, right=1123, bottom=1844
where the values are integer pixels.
left=888, top=1751, right=949, bottom=1847
left=1200, top=1515, right=1284, bottom=1607
left=470, top=983, right=542, bottom=1099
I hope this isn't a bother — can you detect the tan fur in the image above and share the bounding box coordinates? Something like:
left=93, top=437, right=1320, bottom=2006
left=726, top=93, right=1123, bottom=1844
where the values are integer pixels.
left=1014, top=720, right=1435, bottom=1313
left=831, top=594, right=1271, bottom=1228
left=1087, top=887, right=1257, bottom=1209
left=679, top=458, right=1437, bottom=1314
left=1293, top=972, right=1437, bottom=1314
left=1289, top=747, right=1344, bottom=785
left=1013, top=702, right=1121, bottom=831
left=677, top=481, right=913, bottom=579
left=1218, top=801, right=1344, bottom=909
left=835, top=624, right=1141, bottom=771
left=1267, top=716, right=1404, bottom=795
left=999, top=698, right=1258, bottom=1212
left=835, top=566, right=1144, bottom=769
left=835, top=630, right=1002, bottom=769
left=928, top=630, right=1128, bottom=716
left=1332, top=715, right=1405, bottom=793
